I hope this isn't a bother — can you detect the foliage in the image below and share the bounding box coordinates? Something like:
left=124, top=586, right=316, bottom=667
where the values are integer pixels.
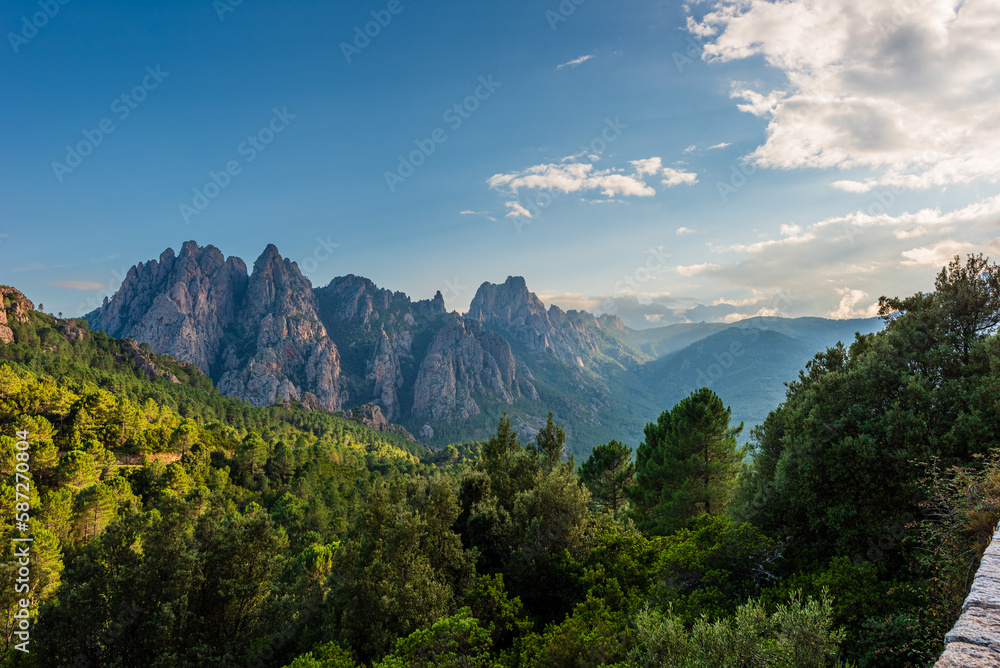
left=629, top=591, right=847, bottom=668
left=579, top=440, right=634, bottom=517
left=655, top=515, right=782, bottom=623
left=733, top=254, right=1000, bottom=665
left=631, top=388, right=742, bottom=535
left=373, top=608, right=494, bottom=668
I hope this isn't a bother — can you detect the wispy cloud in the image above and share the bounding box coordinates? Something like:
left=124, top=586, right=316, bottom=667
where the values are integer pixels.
left=668, top=194, right=1000, bottom=318
left=490, top=162, right=656, bottom=199
left=11, top=263, right=45, bottom=273
left=504, top=201, right=532, bottom=219
left=706, top=142, right=731, bottom=150
left=676, top=227, right=695, bottom=235
left=556, top=54, right=595, bottom=70
left=461, top=209, right=497, bottom=222
left=676, top=262, right=721, bottom=277
left=49, top=281, right=108, bottom=291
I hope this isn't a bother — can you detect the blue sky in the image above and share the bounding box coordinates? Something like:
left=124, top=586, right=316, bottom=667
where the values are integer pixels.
left=2, top=0, right=998, bottom=327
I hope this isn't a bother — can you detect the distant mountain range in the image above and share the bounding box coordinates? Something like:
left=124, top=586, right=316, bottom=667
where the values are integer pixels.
left=85, top=241, right=882, bottom=455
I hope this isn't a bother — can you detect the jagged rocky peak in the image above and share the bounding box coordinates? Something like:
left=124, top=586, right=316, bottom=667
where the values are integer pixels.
left=316, top=274, right=447, bottom=326
left=314, top=274, right=449, bottom=420
left=0, top=286, right=35, bottom=344
left=467, top=276, right=548, bottom=324
left=246, top=244, right=317, bottom=316
left=89, top=241, right=248, bottom=373
left=86, top=241, right=345, bottom=413
left=216, top=243, right=345, bottom=412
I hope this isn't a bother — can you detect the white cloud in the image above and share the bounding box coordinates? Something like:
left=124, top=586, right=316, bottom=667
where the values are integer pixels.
left=489, top=162, right=656, bottom=199
left=828, top=288, right=879, bottom=319
left=721, top=305, right=783, bottom=323
left=901, top=238, right=1000, bottom=266
left=676, top=227, right=695, bottom=235
left=489, top=156, right=696, bottom=206
left=706, top=142, right=732, bottom=150
left=557, top=54, right=595, bottom=70
left=662, top=167, right=699, bottom=187
left=894, top=226, right=928, bottom=240
left=676, top=262, right=721, bottom=277
left=683, top=145, right=697, bottom=153
left=693, top=0, right=1000, bottom=190
left=504, top=201, right=532, bottom=219
left=631, top=157, right=663, bottom=177
left=460, top=210, right=486, bottom=215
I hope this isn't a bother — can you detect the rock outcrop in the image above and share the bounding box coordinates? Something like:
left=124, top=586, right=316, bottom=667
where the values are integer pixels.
left=315, top=275, right=446, bottom=420
left=412, top=316, right=536, bottom=420
left=216, top=245, right=345, bottom=411
left=467, top=276, right=631, bottom=366
left=89, top=242, right=345, bottom=411
left=936, top=522, right=1000, bottom=666
left=118, top=339, right=181, bottom=384
left=89, top=241, right=248, bottom=373
left=0, top=287, right=34, bottom=344
left=340, top=403, right=417, bottom=442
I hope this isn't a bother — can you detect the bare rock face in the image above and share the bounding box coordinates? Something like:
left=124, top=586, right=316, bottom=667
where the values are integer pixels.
left=0, top=286, right=34, bottom=344
left=369, top=329, right=405, bottom=419
left=315, top=275, right=446, bottom=420
left=89, top=242, right=345, bottom=411
left=89, top=241, right=248, bottom=373
left=85, top=246, right=633, bottom=446
left=412, top=316, right=535, bottom=420
left=467, top=276, right=553, bottom=352
left=467, top=276, right=626, bottom=365
left=216, top=245, right=345, bottom=411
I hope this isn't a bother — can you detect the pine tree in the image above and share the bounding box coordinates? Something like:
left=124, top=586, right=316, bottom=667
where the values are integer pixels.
left=630, top=388, right=742, bottom=535
left=532, top=412, right=566, bottom=472
left=579, top=440, right=634, bottom=517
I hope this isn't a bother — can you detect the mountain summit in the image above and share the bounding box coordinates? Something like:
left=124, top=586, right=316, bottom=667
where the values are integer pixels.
left=90, top=242, right=345, bottom=411
left=87, top=242, right=881, bottom=453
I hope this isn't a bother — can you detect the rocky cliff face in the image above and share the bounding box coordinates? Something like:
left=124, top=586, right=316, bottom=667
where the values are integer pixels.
left=412, top=315, right=536, bottom=420
left=315, top=274, right=534, bottom=423
left=89, top=241, right=248, bottom=373
left=89, top=242, right=345, bottom=411
left=216, top=245, right=345, bottom=411
left=0, top=287, right=34, bottom=344
left=315, top=274, right=446, bottom=420
left=339, top=403, right=417, bottom=442
left=467, top=276, right=630, bottom=366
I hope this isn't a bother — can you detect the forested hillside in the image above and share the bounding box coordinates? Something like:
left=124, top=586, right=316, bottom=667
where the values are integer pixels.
left=0, top=254, right=998, bottom=667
